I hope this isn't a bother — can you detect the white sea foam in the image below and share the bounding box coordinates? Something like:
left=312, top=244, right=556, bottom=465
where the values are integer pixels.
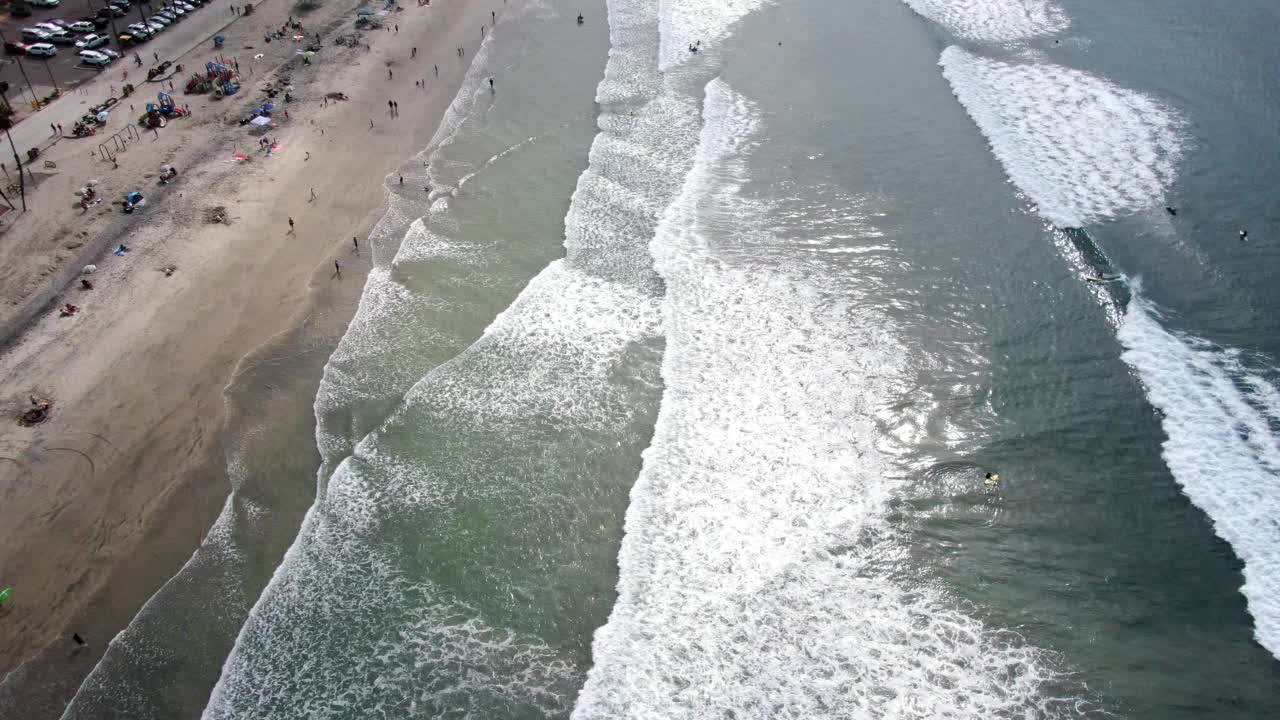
left=901, top=0, right=1068, bottom=43
left=657, top=0, right=775, bottom=70
left=574, top=77, right=1082, bottom=720
left=1118, top=293, right=1280, bottom=659
left=940, top=46, right=1183, bottom=228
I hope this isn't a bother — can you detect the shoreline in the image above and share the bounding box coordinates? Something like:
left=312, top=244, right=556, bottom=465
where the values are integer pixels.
left=0, top=0, right=499, bottom=714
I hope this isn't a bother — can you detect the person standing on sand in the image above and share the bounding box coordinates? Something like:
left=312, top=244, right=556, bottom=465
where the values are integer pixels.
left=288, top=217, right=294, bottom=231
left=352, top=237, right=359, bottom=252
left=411, top=47, right=417, bottom=58
left=310, top=188, right=317, bottom=202
left=492, top=10, right=496, bottom=22
left=388, top=68, right=393, bottom=80
left=72, top=633, right=87, bottom=648
left=434, top=64, right=439, bottom=77
left=334, top=260, right=341, bottom=276
left=370, top=118, right=375, bottom=129
left=153, top=52, right=159, bottom=63
left=50, top=123, right=56, bottom=135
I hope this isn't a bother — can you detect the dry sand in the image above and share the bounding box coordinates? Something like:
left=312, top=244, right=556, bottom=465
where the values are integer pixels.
left=0, top=0, right=498, bottom=706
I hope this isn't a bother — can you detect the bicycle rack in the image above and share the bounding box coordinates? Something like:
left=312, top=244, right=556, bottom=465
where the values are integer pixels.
left=97, top=126, right=141, bottom=161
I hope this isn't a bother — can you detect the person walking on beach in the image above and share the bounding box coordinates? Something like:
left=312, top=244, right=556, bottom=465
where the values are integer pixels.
left=388, top=68, right=393, bottom=80
left=334, top=260, right=341, bottom=276
left=492, top=10, right=496, bottom=22
left=434, top=64, right=439, bottom=77
left=57, top=123, right=62, bottom=135
left=288, top=217, right=294, bottom=231
left=310, top=188, right=317, bottom=202
left=50, top=123, right=56, bottom=135
left=352, top=236, right=359, bottom=252
left=411, top=47, right=417, bottom=58
left=153, top=52, right=159, bottom=63
left=370, top=118, right=375, bottom=129
left=72, top=633, right=87, bottom=649
left=489, top=78, right=494, bottom=90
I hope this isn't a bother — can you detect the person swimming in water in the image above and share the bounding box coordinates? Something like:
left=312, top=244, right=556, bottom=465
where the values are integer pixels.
left=984, top=472, right=1000, bottom=485
left=1085, top=271, right=1121, bottom=283
left=1165, top=206, right=1177, bottom=216
left=1240, top=229, right=1249, bottom=241
left=577, top=13, right=583, bottom=24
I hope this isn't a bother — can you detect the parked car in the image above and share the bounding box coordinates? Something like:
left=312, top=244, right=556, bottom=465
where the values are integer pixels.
left=148, top=14, right=172, bottom=25
left=126, top=23, right=151, bottom=38
left=10, top=3, right=32, bottom=18
left=47, top=18, right=70, bottom=27
left=27, top=0, right=59, bottom=7
left=110, top=0, right=131, bottom=7
left=98, top=47, right=120, bottom=58
left=98, top=5, right=125, bottom=17
left=155, top=10, right=178, bottom=22
left=45, top=31, right=76, bottom=45
left=4, top=41, right=29, bottom=55
left=80, top=15, right=109, bottom=28
left=164, top=5, right=185, bottom=16
left=78, top=49, right=113, bottom=66
left=33, top=21, right=60, bottom=32
left=68, top=20, right=95, bottom=32
left=20, top=28, right=51, bottom=41
left=145, top=20, right=164, bottom=32
left=24, top=43, right=56, bottom=57
left=75, top=34, right=108, bottom=49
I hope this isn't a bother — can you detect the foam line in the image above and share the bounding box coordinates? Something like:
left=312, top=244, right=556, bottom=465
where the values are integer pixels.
left=1118, top=292, right=1280, bottom=659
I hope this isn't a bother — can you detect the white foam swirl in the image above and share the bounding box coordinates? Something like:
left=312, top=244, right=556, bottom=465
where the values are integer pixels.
left=901, top=0, right=1068, bottom=42
left=940, top=46, right=1183, bottom=228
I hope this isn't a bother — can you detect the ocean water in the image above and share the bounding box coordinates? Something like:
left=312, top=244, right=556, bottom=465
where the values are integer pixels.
left=45, top=0, right=1280, bottom=717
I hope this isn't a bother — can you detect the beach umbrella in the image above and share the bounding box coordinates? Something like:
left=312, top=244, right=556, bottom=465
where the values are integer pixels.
left=249, top=116, right=272, bottom=126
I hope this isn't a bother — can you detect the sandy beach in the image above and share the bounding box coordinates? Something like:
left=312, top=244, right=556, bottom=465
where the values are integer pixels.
left=0, top=0, right=496, bottom=712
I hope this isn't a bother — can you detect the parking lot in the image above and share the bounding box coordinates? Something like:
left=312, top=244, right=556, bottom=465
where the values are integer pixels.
left=0, top=0, right=213, bottom=108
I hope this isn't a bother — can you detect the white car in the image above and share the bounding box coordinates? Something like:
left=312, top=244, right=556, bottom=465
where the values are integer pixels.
left=68, top=21, right=96, bottom=33
left=162, top=6, right=184, bottom=17
left=33, top=22, right=61, bottom=33
left=27, top=0, right=59, bottom=7
left=78, top=49, right=113, bottom=66
left=145, top=20, right=165, bottom=33
left=98, top=48, right=120, bottom=58
left=24, top=43, right=57, bottom=57
left=20, top=28, right=51, bottom=42
left=75, top=34, right=108, bottom=49
left=148, top=14, right=172, bottom=26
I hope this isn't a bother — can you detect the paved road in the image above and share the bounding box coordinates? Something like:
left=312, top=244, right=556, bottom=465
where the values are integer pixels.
left=2, top=0, right=243, bottom=156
